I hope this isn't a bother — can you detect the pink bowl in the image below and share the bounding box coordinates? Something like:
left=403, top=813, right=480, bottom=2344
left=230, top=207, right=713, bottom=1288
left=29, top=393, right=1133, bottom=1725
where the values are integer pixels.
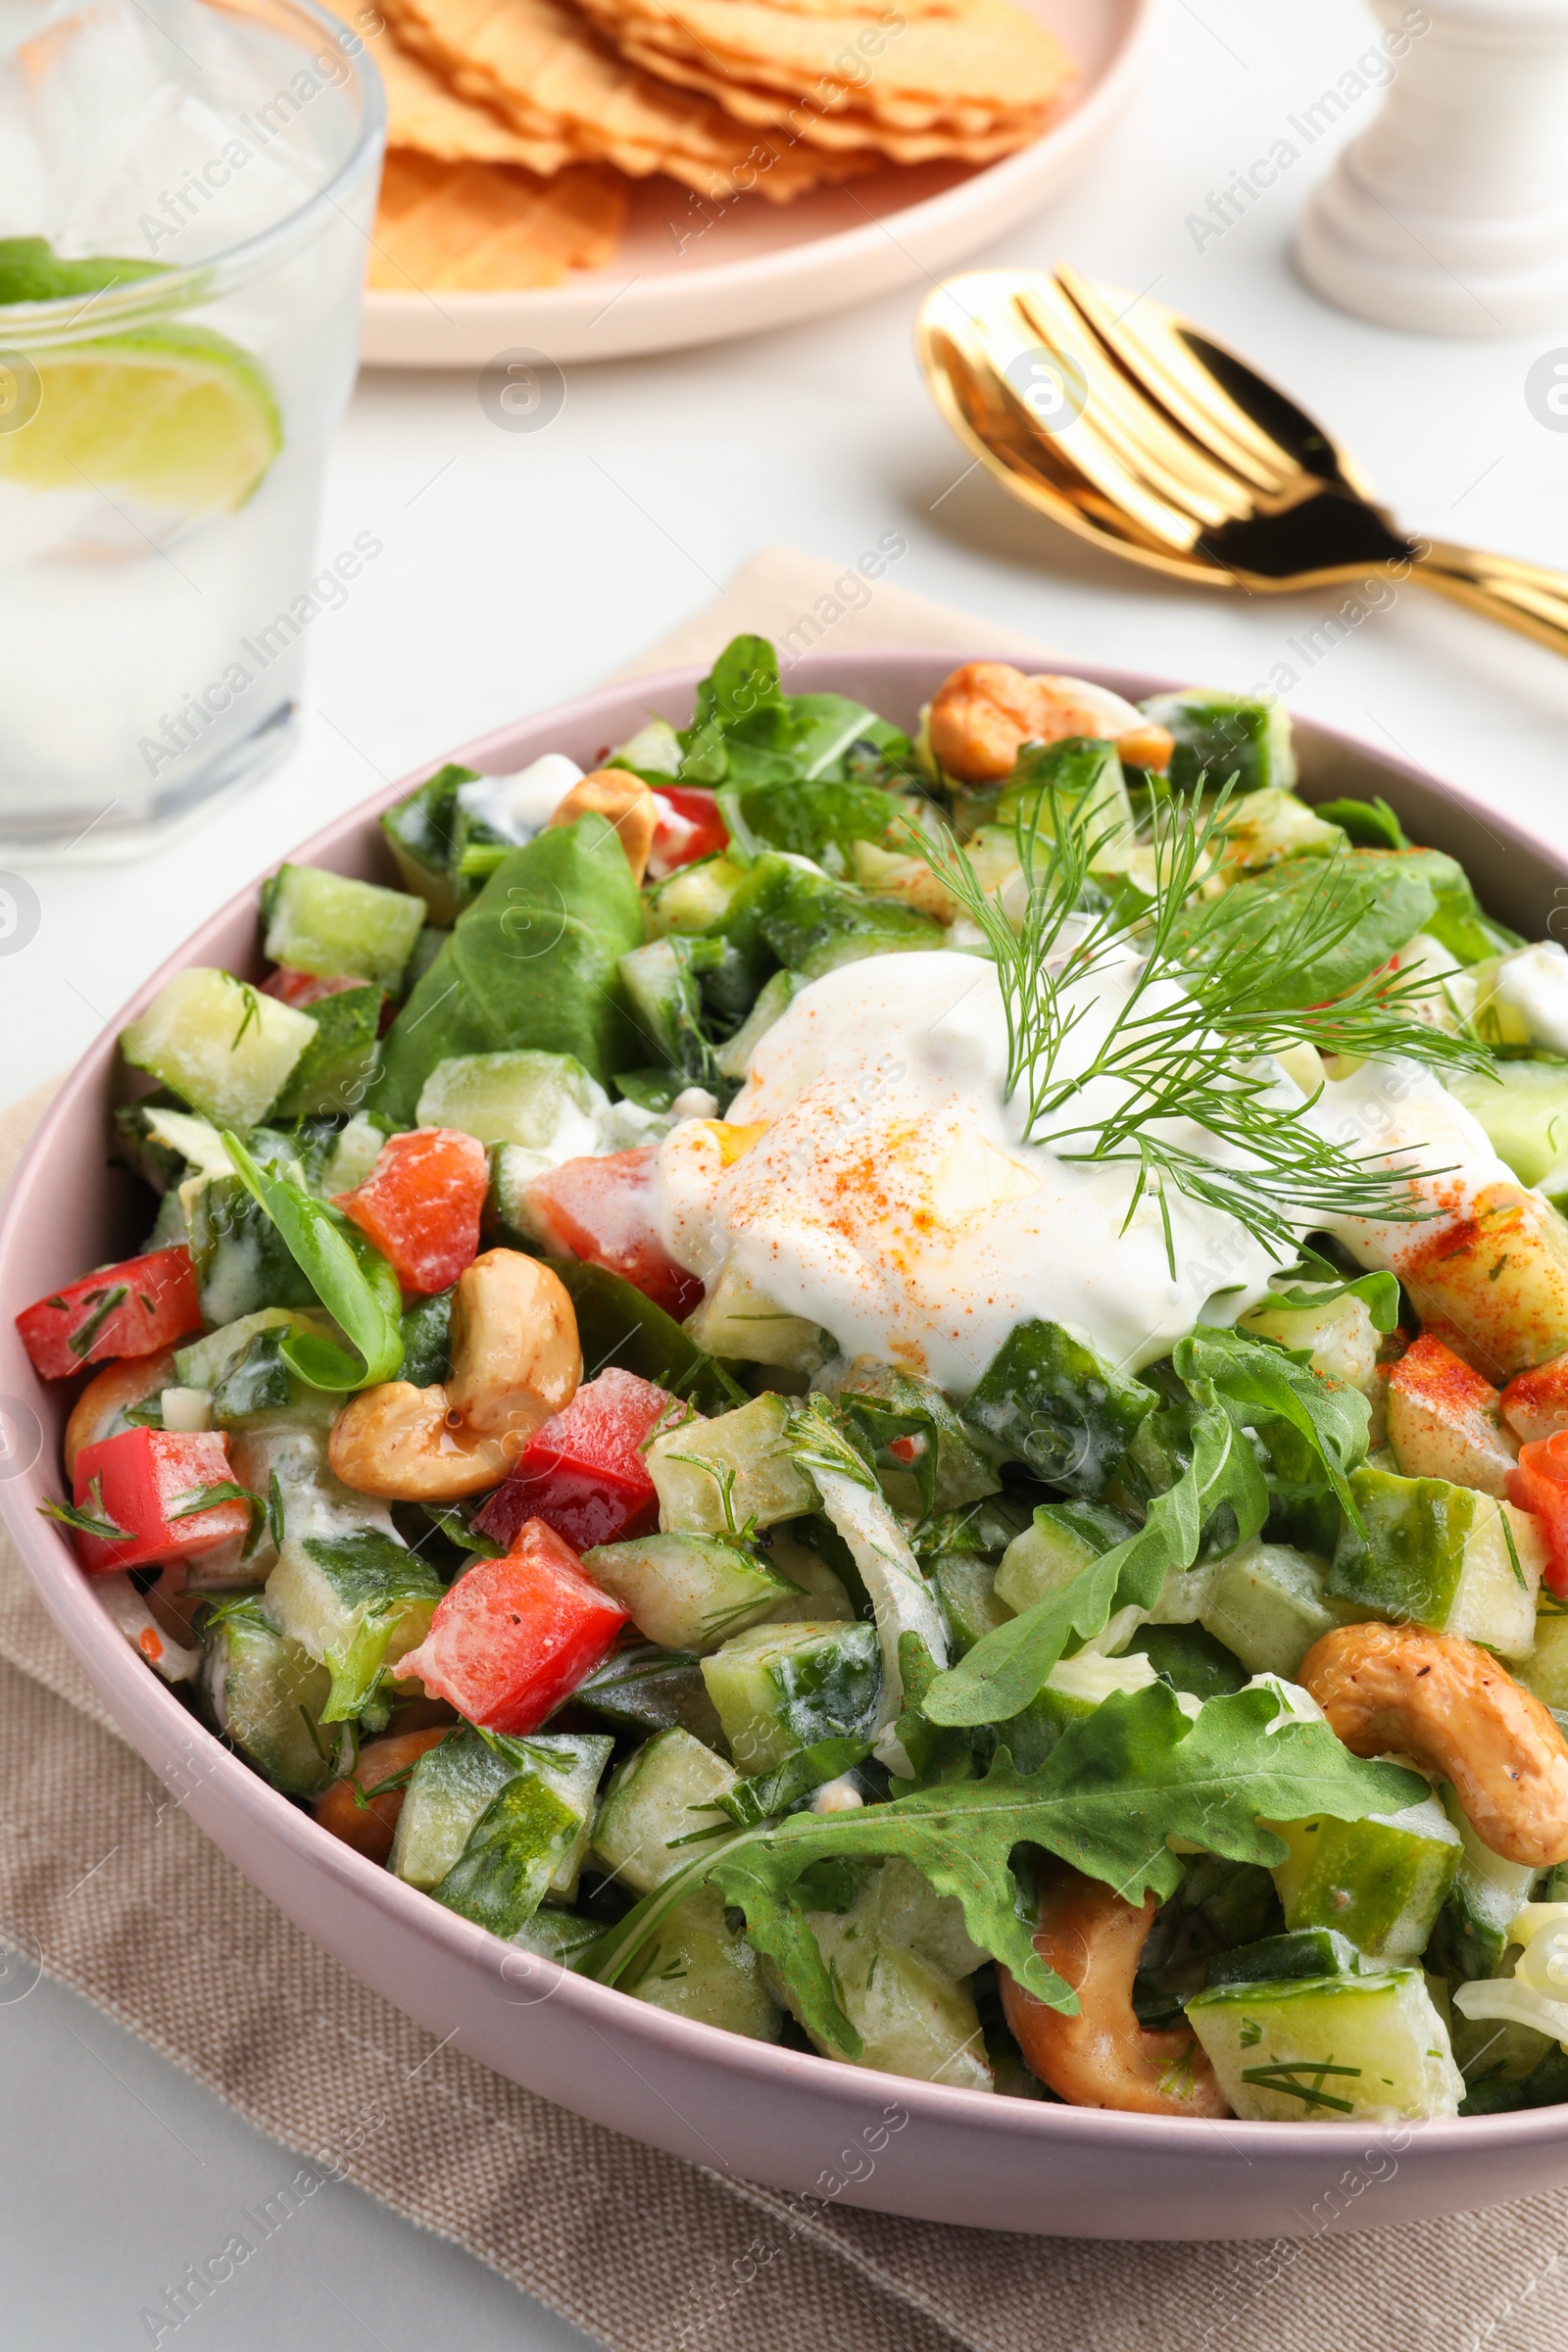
left=2, top=648, right=1563, bottom=2238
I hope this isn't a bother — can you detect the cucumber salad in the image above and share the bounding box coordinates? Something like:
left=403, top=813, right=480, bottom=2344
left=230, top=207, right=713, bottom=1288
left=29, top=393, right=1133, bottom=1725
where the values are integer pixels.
left=27, top=637, right=1568, bottom=2126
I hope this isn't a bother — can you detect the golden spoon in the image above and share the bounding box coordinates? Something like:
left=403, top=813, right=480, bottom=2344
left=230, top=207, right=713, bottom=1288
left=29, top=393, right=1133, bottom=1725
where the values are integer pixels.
left=917, top=265, right=1568, bottom=660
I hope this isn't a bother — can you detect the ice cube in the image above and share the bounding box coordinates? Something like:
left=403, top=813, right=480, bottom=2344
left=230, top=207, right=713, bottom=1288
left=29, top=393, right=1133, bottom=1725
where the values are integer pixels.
left=4, top=0, right=353, bottom=265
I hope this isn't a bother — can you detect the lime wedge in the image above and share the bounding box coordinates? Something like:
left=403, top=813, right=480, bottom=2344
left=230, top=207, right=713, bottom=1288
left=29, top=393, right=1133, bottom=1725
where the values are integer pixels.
left=0, top=236, right=169, bottom=305
left=0, top=323, right=283, bottom=513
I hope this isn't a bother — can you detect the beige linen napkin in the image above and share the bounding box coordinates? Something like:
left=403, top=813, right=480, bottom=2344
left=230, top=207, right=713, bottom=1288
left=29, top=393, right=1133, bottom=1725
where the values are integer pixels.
left=4, top=554, right=1568, bottom=2352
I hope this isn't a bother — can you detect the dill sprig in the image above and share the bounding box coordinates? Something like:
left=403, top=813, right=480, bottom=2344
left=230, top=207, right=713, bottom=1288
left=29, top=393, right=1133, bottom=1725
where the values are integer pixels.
left=908, top=783, right=1494, bottom=1269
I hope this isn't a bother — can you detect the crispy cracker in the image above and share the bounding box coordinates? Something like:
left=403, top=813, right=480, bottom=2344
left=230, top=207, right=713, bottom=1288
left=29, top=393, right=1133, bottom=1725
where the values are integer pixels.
left=379, top=0, right=877, bottom=198
left=580, top=0, right=1073, bottom=121
left=314, top=0, right=575, bottom=165
left=612, top=35, right=1041, bottom=158
left=368, top=150, right=627, bottom=287
left=379, top=29, right=577, bottom=168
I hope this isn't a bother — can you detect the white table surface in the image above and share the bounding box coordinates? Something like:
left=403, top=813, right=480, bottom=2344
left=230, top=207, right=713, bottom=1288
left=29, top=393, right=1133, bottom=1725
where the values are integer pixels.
left=5, top=0, right=1568, bottom=2339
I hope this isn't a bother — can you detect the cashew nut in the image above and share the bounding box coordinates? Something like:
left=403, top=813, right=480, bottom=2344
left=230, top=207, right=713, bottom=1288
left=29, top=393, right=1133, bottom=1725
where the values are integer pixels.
left=1299, top=1620, right=1568, bottom=1869
left=328, top=1249, right=581, bottom=1501
left=65, top=1347, right=177, bottom=1479
left=998, top=1862, right=1230, bottom=2116
left=926, top=662, right=1174, bottom=786
left=313, top=1727, right=450, bottom=1863
left=548, top=768, right=658, bottom=883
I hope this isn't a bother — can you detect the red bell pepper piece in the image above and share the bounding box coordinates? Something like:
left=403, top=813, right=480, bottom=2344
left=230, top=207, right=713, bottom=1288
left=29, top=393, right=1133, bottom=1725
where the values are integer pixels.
left=647, top=786, right=726, bottom=881
left=524, top=1146, right=703, bottom=1319
left=334, top=1127, right=487, bottom=1296
left=262, top=967, right=364, bottom=1007
left=1509, top=1434, right=1568, bottom=1597
left=69, top=1426, right=252, bottom=1575
left=17, top=1246, right=202, bottom=1380
left=398, top=1519, right=628, bottom=1735
left=473, top=1367, right=684, bottom=1553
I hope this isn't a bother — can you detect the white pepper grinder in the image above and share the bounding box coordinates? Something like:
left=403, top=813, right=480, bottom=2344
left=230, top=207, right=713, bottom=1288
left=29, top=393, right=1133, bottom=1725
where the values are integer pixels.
left=1297, top=0, right=1568, bottom=336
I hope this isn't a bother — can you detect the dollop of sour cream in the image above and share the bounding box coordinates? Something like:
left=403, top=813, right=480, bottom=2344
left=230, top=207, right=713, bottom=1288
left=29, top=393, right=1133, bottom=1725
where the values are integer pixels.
left=655, top=949, right=1514, bottom=1391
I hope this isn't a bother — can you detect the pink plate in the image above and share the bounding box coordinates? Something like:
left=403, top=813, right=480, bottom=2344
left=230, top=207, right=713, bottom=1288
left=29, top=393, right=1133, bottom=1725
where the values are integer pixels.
left=359, top=0, right=1153, bottom=366
left=1, top=648, right=1562, bottom=2237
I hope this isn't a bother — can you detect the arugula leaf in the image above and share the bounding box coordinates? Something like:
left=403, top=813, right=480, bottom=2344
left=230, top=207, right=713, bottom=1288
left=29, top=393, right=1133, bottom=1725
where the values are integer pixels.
left=923, top=1401, right=1267, bottom=1728
left=221, top=1131, right=404, bottom=1394
left=1174, top=1322, right=1370, bottom=1524
left=706, top=1683, right=1424, bottom=2055
left=1263, top=1247, right=1401, bottom=1335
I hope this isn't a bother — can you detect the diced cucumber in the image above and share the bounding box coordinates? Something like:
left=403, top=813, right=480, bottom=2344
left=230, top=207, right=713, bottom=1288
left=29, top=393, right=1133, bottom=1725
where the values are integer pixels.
left=643, top=854, right=747, bottom=939
left=998, top=734, right=1133, bottom=843
left=1004, top=1650, right=1163, bottom=1774
left=122, top=968, right=315, bottom=1129
left=416, top=1049, right=607, bottom=1156
left=646, top=1392, right=815, bottom=1534
left=1204, top=1928, right=1368, bottom=1989
left=701, top=1620, right=881, bottom=1773
left=318, top=1115, right=385, bottom=1197
left=1427, top=1784, right=1541, bottom=1983
left=758, top=1527, right=856, bottom=1624
left=1448, top=1060, right=1568, bottom=1187
left=794, top=1864, right=992, bottom=2090
left=617, top=937, right=719, bottom=1089
left=964, top=1319, right=1155, bottom=1496
left=581, top=1532, right=797, bottom=1653
left=510, top=1908, right=605, bottom=1967
left=612, top=716, right=682, bottom=776
left=714, top=968, right=804, bottom=1082
left=836, top=1359, right=1002, bottom=1516
left=1238, top=1286, right=1379, bottom=1392
left=174, top=1308, right=324, bottom=1393
left=265, top=1527, right=443, bottom=1721
left=683, top=1262, right=830, bottom=1375
left=726, top=853, right=945, bottom=981
left=1517, top=1607, right=1568, bottom=1708
left=1138, top=688, right=1297, bottom=795
left=209, top=1327, right=298, bottom=1424
left=201, top=1601, right=346, bottom=1797
left=1265, top=1792, right=1460, bottom=1960
left=262, top=862, right=425, bottom=992
left=1328, top=1466, right=1543, bottom=1659
left=933, top=1553, right=1012, bottom=1655
left=225, top=1407, right=395, bottom=1581
left=391, top=1728, right=512, bottom=1889
left=272, top=986, right=381, bottom=1120
left=1127, top=1622, right=1248, bottom=1702
left=1200, top=1540, right=1345, bottom=1679
left=1219, top=788, right=1344, bottom=870
left=1386, top=1346, right=1516, bottom=1500
left=392, top=1731, right=611, bottom=1909
left=995, top=1499, right=1133, bottom=1615
left=1449, top=945, right=1568, bottom=1055
left=590, top=1726, right=740, bottom=1894
left=379, top=764, right=472, bottom=926
left=131, top=1096, right=231, bottom=1176
left=431, top=1734, right=612, bottom=1934
left=621, top=1885, right=783, bottom=2041
left=1186, top=1969, right=1463, bottom=2121
left=184, top=1175, right=319, bottom=1327
left=573, top=1642, right=725, bottom=1744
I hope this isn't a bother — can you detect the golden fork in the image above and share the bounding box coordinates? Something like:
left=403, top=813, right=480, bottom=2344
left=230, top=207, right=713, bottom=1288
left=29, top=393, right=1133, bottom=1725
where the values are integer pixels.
left=916, top=265, right=1568, bottom=661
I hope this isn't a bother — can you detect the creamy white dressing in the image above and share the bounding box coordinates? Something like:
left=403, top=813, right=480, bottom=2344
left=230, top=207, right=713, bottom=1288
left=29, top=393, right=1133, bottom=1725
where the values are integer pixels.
left=654, top=948, right=1516, bottom=1389
left=1485, top=941, right=1568, bottom=1054
left=456, top=753, right=582, bottom=844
